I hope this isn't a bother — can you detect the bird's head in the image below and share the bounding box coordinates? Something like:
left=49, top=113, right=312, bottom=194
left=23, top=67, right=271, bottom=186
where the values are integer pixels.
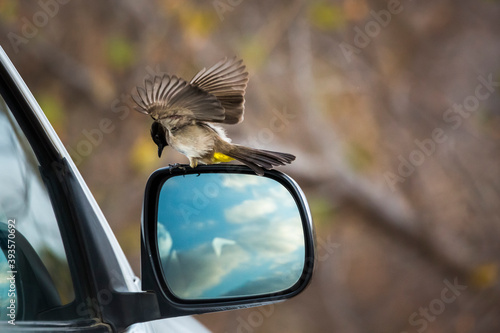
left=150, top=121, right=168, bottom=158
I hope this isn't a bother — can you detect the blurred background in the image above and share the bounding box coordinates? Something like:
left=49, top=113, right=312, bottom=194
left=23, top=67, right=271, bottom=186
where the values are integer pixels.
left=1, top=0, right=500, bottom=332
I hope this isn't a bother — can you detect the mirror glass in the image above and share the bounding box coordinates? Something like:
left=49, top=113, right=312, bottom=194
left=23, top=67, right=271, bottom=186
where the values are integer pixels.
left=156, top=173, right=305, bottom=300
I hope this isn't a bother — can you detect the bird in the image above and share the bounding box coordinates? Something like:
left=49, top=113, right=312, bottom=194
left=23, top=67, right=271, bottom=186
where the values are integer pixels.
left=132, top=57, right=295, bottom=176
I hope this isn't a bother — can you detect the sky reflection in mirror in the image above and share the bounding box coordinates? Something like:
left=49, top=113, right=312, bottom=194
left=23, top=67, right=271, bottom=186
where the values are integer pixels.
left=157, top=173, right=305, bottom=300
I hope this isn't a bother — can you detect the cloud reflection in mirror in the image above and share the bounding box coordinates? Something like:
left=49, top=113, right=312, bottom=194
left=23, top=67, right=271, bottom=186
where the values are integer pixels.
left=157, top=173, right=305, bottom=300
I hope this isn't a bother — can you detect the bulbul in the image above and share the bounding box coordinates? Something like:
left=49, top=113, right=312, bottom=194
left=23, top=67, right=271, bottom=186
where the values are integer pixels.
left=132, top=57, right=295, bottom=175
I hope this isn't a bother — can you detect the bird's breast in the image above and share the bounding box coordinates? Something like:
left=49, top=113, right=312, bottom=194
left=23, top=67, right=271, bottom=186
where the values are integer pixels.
left=167, top=124, right=214, bottom=158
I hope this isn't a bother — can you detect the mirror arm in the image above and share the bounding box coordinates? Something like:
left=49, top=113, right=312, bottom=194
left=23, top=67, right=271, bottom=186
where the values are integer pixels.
left=102, top=291, right=161, bottom=331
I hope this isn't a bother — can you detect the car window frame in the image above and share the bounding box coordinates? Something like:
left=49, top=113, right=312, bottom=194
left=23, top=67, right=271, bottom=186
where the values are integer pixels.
left=0, top=52, right=105, bottom=329
left=0, top=47, right=162, bottom=332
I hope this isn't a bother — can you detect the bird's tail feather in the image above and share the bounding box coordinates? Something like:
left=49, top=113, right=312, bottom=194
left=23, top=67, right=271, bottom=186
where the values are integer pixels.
left=226, top=145, right=295, bottom=175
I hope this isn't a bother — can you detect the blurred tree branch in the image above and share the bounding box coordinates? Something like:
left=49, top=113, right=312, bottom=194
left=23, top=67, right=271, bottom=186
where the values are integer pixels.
left=286, top=16, right=473, bottom=281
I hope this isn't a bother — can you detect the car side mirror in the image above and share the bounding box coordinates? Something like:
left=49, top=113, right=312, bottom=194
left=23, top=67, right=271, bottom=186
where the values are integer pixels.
left=140, top=165, right=314, bottom=318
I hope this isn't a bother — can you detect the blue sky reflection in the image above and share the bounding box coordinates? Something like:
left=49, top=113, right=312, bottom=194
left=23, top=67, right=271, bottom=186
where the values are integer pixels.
left=157, top=173, right=305, bottom=299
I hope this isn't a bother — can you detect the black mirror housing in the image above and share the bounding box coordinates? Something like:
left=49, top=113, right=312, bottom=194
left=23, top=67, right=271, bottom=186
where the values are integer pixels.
left=140, top=164, right=315, bottom=318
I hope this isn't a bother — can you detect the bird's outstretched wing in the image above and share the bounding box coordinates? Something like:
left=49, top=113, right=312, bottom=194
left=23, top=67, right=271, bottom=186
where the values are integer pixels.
left=190, top=57, right=248, bottom=124
left=132, top=75, right=225, bottom=123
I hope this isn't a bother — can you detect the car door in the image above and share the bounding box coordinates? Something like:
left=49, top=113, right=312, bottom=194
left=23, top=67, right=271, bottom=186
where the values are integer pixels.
left=0, top=66, right=112, bottom=331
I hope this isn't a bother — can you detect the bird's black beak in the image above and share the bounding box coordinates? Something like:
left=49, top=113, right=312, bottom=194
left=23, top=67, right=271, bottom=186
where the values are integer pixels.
left=157, top=143, right=165, bottom=158
left=151, top=121, right=168, bottom=158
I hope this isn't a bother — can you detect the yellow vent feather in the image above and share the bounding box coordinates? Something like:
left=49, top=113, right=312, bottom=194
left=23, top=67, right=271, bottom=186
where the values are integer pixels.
left=212, top=152, right=234, bottom=163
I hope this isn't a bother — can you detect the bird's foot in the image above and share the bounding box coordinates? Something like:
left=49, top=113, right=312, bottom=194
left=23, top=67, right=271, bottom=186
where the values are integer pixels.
left=168, top=163, right=187, bottom=174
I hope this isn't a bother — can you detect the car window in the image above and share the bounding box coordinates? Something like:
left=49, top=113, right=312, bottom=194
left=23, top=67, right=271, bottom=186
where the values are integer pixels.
left=0, top=96, right=74, bottom=322
left=0, top=250, right=15, bottom=320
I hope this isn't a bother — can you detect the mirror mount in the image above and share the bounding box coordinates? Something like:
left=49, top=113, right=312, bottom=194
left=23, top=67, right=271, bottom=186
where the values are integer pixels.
left=141, top=164, right=315, bottom=318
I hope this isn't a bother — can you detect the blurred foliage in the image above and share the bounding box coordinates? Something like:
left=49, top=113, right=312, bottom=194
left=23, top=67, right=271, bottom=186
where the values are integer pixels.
left=129, top=135, right=159, bottom=174
left=470, top=263, right=498, bottom=289
left=240, top=36, right=268, bottom=69
left=105, top=34, right=136, bottom=71
left=0, top=1, right=17, bottom=23
left=1, top=0, right=500, bottom=332
left=309, top=196, right=337, bottom=229
left=116, top=223, right=141, bottom=261
left=179, top=6, right=219, bottom=39
left=37, top=92, right=66, bottom=136
left=345, top=141, right=373, bottom=172
left=308, top=1, right=345, bottom=31
left=162, top=1, right=219, bottom=40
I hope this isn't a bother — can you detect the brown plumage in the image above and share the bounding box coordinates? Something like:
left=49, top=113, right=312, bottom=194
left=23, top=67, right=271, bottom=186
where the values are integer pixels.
left=132, top=57, right=295, bottom=175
